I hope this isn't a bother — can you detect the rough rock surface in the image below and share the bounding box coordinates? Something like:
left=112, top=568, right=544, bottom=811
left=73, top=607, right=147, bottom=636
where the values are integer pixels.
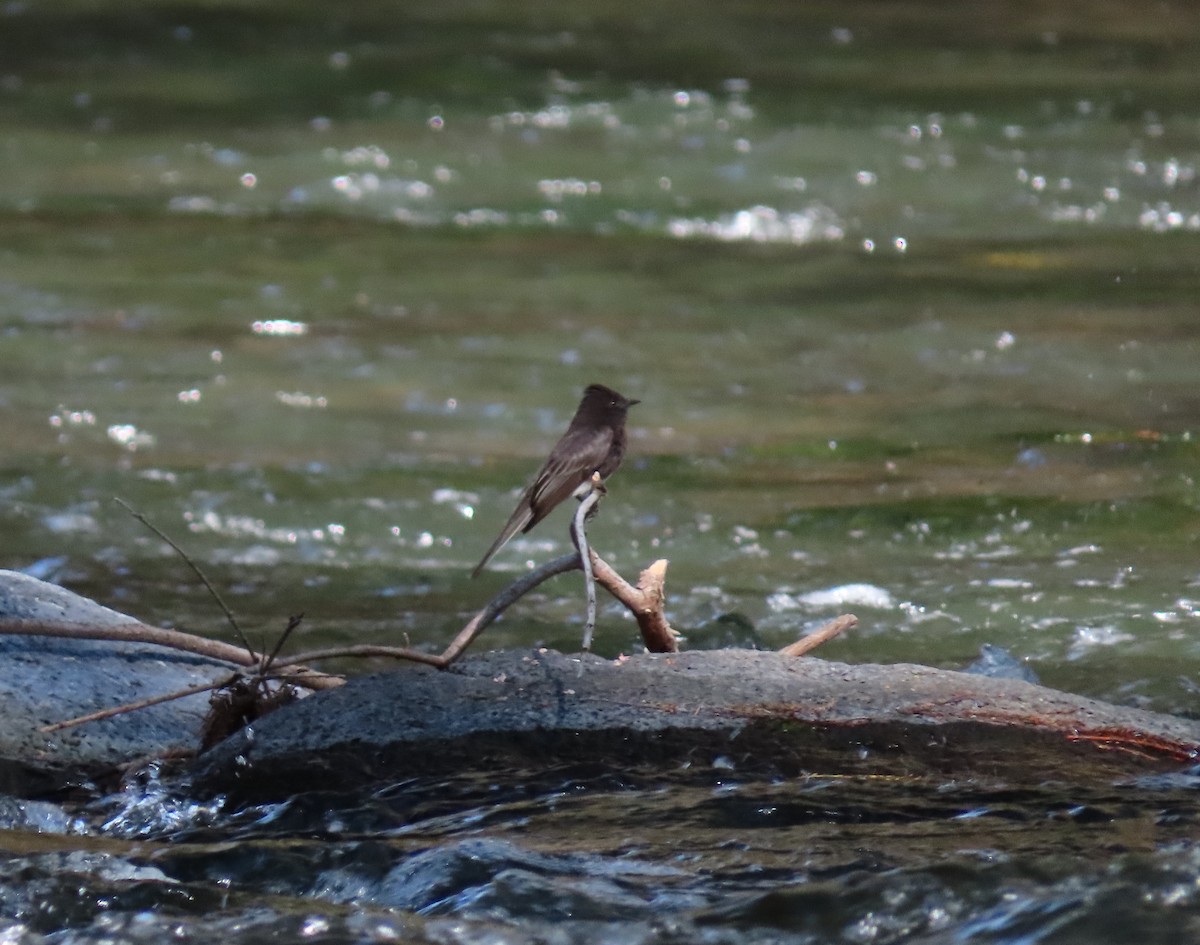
left=193, top=647, right=1200, bottom=800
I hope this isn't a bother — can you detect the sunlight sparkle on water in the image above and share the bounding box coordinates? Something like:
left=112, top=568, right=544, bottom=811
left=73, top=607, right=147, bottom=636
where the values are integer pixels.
left=768, top=583, right=896, bottom=612
left=432, top=488, right=477, bottom=520
left=1139, top=203, right=1200, bottom=232
left=490, top=101, right=615, bottom=132
left=106, top=424, right=155, bottom=451
left=335, top=144, right=392, bottom=169
left=252, top=319, right=308, bottom=336
left=275, top=391, right=328, bottom=409
left=453, top=208, right=509, bottom=227
left=984, top=578, right=1034, bottom=590
left=49, top=407, right=96, bottom=428
left=538, top=178, right=602, bottom=200
left=1068, top=625, right=1136, bottom=659
left=667, top=204, right=843, bottom=245
left=185, top=510, right=340, bottom=547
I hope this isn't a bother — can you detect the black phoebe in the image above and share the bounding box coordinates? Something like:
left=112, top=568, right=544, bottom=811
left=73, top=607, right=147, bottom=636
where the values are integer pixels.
left=472, top=384, right=639, bottom=576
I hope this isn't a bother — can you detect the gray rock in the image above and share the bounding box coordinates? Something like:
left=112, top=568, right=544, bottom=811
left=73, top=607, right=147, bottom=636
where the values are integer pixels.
left=964, top=643, right=1041, bottom=684
left=194, top=646, right=1200, bottom=801
left=0, top=570, right=233, bottom=794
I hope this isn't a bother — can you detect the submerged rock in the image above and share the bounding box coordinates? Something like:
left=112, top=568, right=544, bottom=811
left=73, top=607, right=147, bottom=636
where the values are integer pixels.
left=964, top=643, right=1041, bottom=684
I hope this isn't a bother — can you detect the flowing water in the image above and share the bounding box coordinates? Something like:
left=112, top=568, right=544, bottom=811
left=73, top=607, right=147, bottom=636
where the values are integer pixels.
left=3, top=2, right=1200, bottom=942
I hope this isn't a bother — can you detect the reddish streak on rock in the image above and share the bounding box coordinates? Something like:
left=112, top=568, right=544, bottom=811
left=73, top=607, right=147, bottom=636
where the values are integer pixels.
left=1066, top=728, right=1200, bottom=763
left=675, top=701, right=1200, bottom=765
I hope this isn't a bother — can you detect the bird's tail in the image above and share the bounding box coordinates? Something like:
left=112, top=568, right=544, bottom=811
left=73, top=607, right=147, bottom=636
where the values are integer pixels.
left=471, top=504, right=534, bottom=577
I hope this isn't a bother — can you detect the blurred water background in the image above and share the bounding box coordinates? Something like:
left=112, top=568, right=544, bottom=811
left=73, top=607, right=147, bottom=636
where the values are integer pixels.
left=4, top=2, right=1200, bottom=942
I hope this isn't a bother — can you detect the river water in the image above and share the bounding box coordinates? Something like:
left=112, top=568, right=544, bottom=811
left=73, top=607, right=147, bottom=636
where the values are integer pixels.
left=3, top=2, right=1200, bottom=942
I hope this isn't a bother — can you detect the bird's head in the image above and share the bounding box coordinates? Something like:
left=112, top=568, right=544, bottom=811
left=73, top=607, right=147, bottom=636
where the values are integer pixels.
left=582, top=383, right=639, bottom=418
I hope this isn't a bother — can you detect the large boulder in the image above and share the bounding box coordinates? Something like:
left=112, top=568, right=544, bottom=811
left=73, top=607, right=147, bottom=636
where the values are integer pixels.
left=192, top=646, right=1200, bottom=801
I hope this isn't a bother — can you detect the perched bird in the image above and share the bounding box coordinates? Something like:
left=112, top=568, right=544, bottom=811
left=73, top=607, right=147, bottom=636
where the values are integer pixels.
left=472, top=384, right=639, bottom=576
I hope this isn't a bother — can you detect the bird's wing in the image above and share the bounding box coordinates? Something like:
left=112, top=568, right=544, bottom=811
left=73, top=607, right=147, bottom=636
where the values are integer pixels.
left=524, top=425, right=614, bottom=528
left=471, top=425, right=614, bottom=577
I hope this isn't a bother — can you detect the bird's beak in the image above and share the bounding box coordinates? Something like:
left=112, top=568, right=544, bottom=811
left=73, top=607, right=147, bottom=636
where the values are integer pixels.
left=628, top=399, right=641, bottom=407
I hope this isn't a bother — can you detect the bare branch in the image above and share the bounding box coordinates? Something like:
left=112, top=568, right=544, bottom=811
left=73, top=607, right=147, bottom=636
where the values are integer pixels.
left=38, top=677, right=235, bottom=733
left=2, top=617, right=254, bottom=664
left=589, top=553, right=678, bottom=653
left=115, top=497, right=254, bottom=659
left=0, top=617, right=344, bottom=689
left=779, top=614, right=857, bottom=657
left=263, top=613, right=305, bottom=672
left=572, top=482, right=604, bottom=651
left=440, top=552, right=583, bottom=665
left=431, top=549, right=678, bottom=668
left=272, top=643, right=449, bottom=670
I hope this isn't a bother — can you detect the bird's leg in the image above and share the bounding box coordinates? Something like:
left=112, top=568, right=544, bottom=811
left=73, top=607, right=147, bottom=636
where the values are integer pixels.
left=573, top=473, right=604, bottom=652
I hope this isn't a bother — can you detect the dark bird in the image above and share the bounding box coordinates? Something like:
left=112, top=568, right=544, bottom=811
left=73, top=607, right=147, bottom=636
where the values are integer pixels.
left=472, top=384, right=639, bottom=576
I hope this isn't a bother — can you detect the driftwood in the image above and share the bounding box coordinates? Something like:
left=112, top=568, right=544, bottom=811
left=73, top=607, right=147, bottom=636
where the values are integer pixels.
left=779, top=613, right=857, bottom=657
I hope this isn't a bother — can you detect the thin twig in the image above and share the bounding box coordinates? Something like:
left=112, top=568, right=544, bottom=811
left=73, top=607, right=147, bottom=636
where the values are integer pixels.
left=589, top=552, right=678, bottom=653
left=38, top=676, right=236, bottom=733
left=2, top=617, right=255, bottom=665
left=439, top=553, right=583, bottom=665
left=272, top=643, right=449, bottom=669
left=114, top=497, right=254, bottom=659
left=573, top=484, right=603, bottom=651
left=779, top=614, right=858, bottom=657
left=0, top=618, right=344, bottom=689
left=263, top=613, right=304, bottom=672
